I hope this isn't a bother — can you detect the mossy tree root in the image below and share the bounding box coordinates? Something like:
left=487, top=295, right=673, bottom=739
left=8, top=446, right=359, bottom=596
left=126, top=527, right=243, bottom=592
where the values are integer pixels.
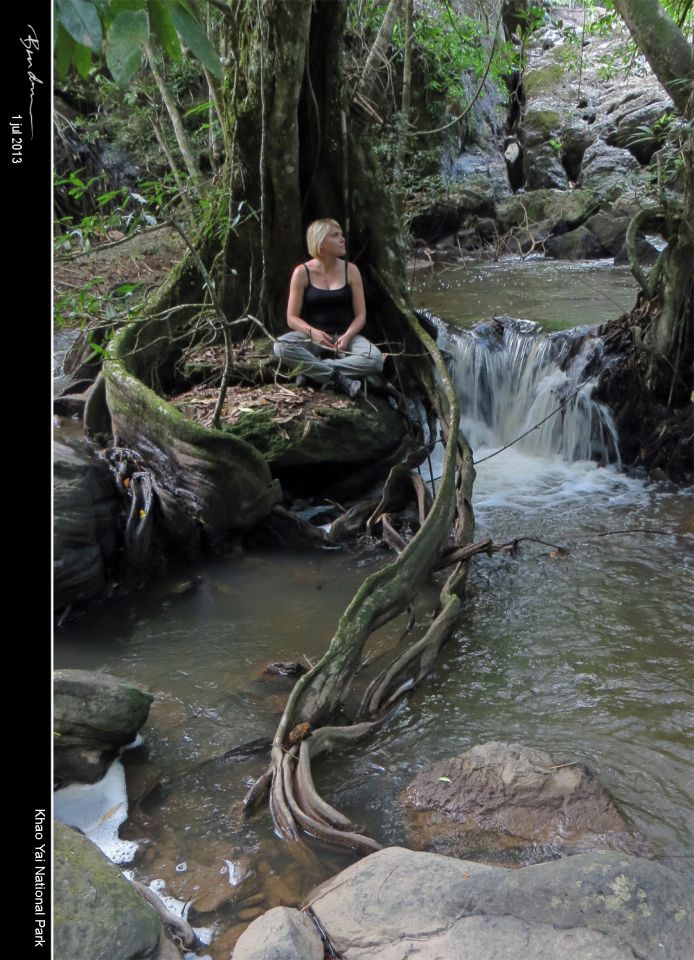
left=251, top=295, right=476, bottom=847
left=625, top=209, right=668, bottom=298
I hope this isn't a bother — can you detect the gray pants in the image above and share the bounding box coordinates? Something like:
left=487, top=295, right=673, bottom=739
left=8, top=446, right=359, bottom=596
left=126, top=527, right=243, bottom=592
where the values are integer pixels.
left=273, top=331, right=384, bottom=384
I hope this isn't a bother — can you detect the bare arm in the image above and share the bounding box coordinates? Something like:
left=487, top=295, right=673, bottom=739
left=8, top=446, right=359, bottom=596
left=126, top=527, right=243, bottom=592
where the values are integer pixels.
left=286, top=266, right=335, bottom=348
left=335, top=263, right=367, bottom=352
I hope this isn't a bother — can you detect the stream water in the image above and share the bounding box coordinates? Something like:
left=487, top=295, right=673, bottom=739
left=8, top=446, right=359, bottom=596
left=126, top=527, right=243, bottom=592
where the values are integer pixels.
left=54, top=260, right=693, bottom=957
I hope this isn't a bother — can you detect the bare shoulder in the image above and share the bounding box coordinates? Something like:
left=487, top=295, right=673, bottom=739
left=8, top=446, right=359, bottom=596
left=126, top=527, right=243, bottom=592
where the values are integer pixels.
left=346, top=261, right=363, bottom=283
left=291, top=263, right=309, bottom=286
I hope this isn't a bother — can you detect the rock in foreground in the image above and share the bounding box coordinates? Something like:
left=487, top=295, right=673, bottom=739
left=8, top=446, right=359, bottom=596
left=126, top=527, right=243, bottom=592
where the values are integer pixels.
left=235, top=847, right=692, bottom=960
left=232, top=906, right=323, bottom=960
left=54, top=669, right=153, bottom=784
left=401, top=740, right=630, bottom=861
left=54, top=823, right=162, bottom=960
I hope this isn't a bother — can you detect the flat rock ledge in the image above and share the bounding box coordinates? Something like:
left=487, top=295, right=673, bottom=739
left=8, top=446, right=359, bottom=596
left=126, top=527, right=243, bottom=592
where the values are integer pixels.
left=234, top=847, right=692, bottom=960
left=400, top=740, right=631, bottom=861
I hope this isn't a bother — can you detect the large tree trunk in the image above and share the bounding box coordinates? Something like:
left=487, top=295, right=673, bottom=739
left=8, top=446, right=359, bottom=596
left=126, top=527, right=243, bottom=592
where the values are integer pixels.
left=611, top=0, right=693, bottom=114
left=595, top=0, right=693, bottom=477
left=130, top=0, right=476, bottom=847
left=611, top=0, right=693, bottom=365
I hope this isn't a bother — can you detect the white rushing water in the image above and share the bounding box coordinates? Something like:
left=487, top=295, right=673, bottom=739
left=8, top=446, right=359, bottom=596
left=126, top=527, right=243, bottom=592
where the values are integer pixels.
left=441, top=316, right=620, bottom=465
left=424, top=314, right=642, bottom=518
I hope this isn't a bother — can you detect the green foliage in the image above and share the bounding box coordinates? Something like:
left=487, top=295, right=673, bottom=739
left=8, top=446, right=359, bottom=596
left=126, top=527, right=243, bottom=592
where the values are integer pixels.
left=56, top=0, right=103, bottom=52
left=394, top=1, right=509, bottom=104
left=104, top=9, right=148, bottom=84
left=54, top=271, right=153, bottom=330
left=53, top=0, right=221, bottom=84
left=54, top=170, right=180, bottom=253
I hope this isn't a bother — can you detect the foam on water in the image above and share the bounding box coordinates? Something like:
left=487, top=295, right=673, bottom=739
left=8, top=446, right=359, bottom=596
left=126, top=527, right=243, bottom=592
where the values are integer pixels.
left=53, top=759, right=138, bottom=864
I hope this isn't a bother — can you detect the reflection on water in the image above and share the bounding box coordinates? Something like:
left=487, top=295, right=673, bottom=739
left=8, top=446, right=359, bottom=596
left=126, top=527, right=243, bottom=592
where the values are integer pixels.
left=411, top=256, right=638, bottom=331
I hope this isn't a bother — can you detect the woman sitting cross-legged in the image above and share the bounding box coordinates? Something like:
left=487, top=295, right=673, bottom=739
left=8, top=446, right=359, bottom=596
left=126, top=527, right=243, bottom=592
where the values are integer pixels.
left=274, top=218, right=384, bottom=399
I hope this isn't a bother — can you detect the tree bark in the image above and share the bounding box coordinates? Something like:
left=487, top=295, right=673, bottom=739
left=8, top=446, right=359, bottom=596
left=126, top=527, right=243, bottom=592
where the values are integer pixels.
left=356, top=0, right=403, bottom=103
left=131, top=0, right=477, bottom=847
left=144, top=42, right=202, bottom=191
left=611, top=0, right=693, bottom=366
left=611, top=0, right=693, bottom=114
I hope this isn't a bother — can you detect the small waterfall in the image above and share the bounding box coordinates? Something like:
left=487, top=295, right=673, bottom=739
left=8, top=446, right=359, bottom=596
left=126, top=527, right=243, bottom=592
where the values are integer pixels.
left=432, top=315, right=621, bottom=466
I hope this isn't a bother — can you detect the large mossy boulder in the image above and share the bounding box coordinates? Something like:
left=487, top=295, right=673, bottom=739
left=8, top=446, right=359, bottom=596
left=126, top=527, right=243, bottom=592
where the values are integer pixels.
left=221, top=389, right=406, bottom=468
left=54, top=670, right=153, bottom=785
left=104, top=322, right=282, bottom=555
left=496, top=188, right=597, bottom=231
left=54, top=823, right=162, bottom=960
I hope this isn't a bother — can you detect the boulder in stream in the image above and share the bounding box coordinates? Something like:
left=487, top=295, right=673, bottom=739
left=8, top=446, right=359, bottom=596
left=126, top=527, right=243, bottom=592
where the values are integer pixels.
left=400, top=741, right=630, bottom=862
left=495, top=188, right=597, bottom=232
left=545, top=224, right=609, bottom=260
left=232, top=906, right=324, bottom=960
left=54, top=669, right=153, bottom=784
left=288, top=846, right=693, bottom=960
left=54, top=822, right=162, bottom=960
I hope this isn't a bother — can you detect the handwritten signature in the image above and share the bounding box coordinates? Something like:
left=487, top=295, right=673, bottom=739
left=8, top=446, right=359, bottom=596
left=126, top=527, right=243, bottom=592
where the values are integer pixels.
left=19, top=25, right=42, bottom=139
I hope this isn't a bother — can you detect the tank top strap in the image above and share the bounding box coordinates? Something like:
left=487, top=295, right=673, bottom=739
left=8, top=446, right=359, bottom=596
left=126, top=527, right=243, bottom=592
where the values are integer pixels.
left=303, top=263, right=311, bottom=286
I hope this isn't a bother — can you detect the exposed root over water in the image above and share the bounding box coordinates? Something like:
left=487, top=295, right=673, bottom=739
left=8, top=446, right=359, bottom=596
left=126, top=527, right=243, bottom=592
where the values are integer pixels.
left=244, top=296, right=477, bottom=850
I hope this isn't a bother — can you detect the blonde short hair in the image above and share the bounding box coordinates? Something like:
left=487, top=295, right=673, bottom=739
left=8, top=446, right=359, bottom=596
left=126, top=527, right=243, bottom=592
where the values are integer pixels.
left=306, top=218, right=341, bottom=258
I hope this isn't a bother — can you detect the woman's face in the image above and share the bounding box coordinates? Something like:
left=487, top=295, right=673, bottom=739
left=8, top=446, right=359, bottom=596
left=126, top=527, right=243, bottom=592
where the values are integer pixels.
left=320, top=226, right=346, bottom=257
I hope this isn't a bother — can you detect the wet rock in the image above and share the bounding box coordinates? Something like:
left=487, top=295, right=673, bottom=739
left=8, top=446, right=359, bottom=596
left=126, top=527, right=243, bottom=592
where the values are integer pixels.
left=496, top=188, right=597, bottom=232
left=401, top=741, right=629, bottom=861
left=232, top=906, right=323, bottom=960
left=140, top=848, right=261, bottom=921
left=302, top=846, right=692, bottom=960
left=561, top=118, right=599, bottom=181
left=54, top=670, right=153, bottom=784
left=605, top=93, right=675, bottom=164
left=578, top=140, right=642, bottom=202
left=54, top=823, right=161, bottom=960
left=264, top=661, right=307, bottom=678
left=449, top=146, right=511, bottom=203
left=522, top=108, right=569, bottom=190
left=524, top=143, right=569, bottom=190
left=584, top=210, right=632, bottom=255
left=54, top=436, right=119, bottom=613
left=545, top=225, right=609, bottom=260
left=122, top=749, right=161, bottom=804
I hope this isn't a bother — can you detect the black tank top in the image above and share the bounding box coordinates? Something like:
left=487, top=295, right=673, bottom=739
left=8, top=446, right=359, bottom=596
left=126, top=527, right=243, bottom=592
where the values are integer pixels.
left=300, top=262, right=353, bottom=336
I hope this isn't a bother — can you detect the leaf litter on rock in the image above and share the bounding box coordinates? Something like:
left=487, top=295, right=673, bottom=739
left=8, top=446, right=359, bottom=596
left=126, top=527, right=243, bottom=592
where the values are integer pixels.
left=171, top=382, right=351, bottom=430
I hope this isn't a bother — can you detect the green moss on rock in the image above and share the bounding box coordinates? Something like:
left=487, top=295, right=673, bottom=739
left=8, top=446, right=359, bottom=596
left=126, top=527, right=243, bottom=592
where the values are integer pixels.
left=54, top=823, right=161, bottom=960
left=496, top=188, right=597, bottom=229
left=224, top=393, right=406, bottom=467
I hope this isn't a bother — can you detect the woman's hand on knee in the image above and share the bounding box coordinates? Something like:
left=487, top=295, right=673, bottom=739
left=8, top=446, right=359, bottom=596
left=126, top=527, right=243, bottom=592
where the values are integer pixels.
left=312, top=329, right=337, bottom=350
